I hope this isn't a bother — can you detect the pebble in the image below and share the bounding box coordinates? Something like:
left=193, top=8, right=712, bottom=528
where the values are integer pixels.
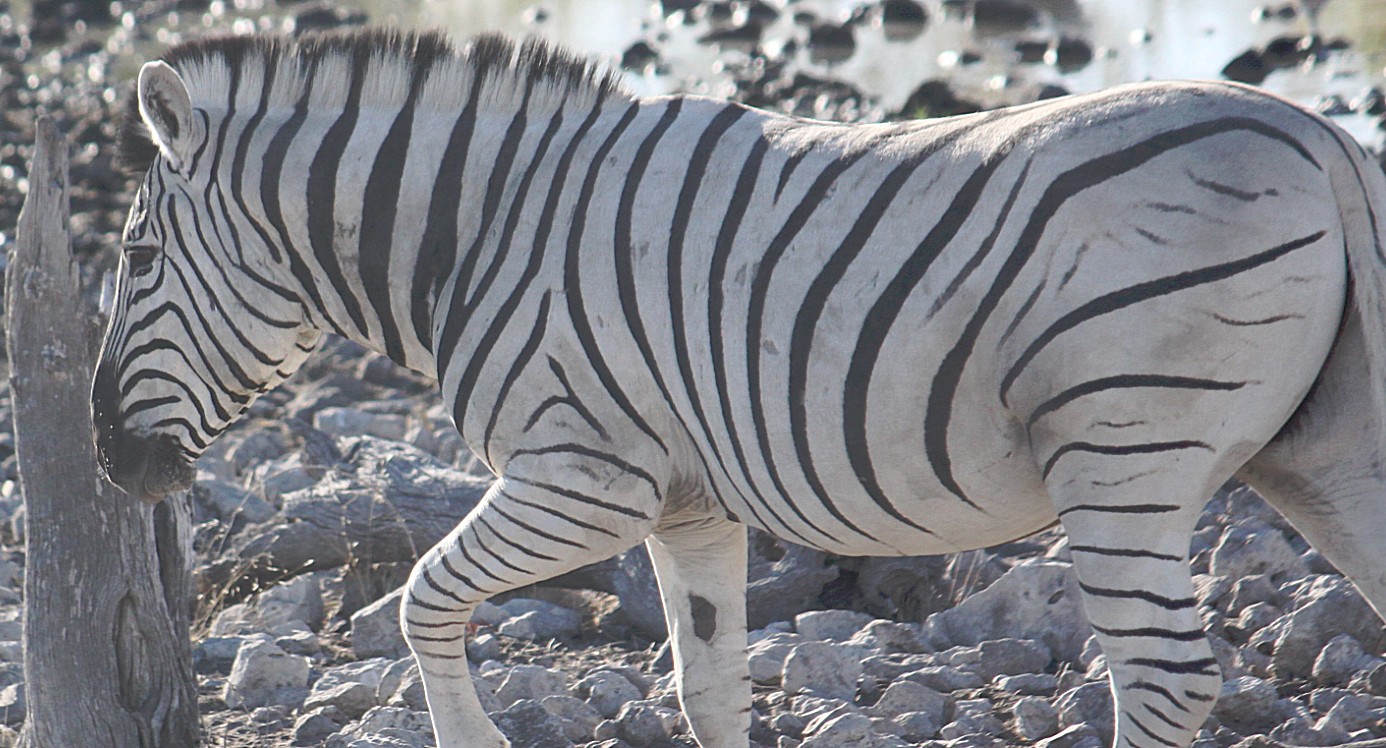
left=224, top=635, right=311, bottom=710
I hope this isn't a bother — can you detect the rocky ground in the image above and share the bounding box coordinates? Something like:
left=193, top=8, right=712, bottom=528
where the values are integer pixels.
left=5, top=0, right=1386, bottom=747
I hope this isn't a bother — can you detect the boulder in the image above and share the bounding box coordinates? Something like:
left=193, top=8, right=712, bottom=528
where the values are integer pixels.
left=921, top=560, right=1090, bottom=661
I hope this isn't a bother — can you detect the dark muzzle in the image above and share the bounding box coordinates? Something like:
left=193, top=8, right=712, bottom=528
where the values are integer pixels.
left=92, top=366, right=195, bottom=503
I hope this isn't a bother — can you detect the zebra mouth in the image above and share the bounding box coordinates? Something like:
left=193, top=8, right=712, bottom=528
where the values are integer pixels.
left=96, top=429, right=195, bottom=504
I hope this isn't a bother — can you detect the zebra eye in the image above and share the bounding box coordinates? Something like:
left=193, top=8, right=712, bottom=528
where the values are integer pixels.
left=124, top=244, right=160, bottom=276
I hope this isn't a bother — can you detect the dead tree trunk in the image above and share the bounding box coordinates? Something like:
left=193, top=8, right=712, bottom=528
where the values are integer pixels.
left=8, top=116, right=199, bottom=747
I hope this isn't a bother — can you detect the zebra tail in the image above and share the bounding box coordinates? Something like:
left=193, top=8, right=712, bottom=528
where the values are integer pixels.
left=1334, top=130, right=1386, bottom=459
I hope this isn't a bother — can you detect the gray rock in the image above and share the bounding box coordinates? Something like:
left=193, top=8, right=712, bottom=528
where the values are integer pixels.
left=794, top=610, right=875, bottom=641
left=305, top=680, right=379, bottom=721
left=246, top=452, right=320, bottom=499
left=1209, top=521, right=1306, bottom=582
left=1312, top=633, right=1371, bottom=684
left=293, top=706, right=346, bottom=746
left=993, top=673, right=1057, bottom=695
left=615, top=700, right=679, bottom=746
left=468, top=632, right=502, bottom=663
left=921, top=560, right=1090, bottom=661
left=1034, top=724, right=1104, bottom=748
left=748, top=632, right=807, bottom=685
left=781, top=642, right=864, bottom=701
left=938, top=698, right=1005, bottom=739
left=315, top=407, right=411, bottom=442
left=900, top=665, right=985, bottom=693
left=0, top=684, right=22, bottom=726
left=1013, top=695, right=1059, bottom=740
left=493, top=699, right=575, bottom=748
left=1227, top=574, right=1281, bottom=615
left=194, top=636, right=244, bottom=674
left=352, top=587, right=409, bottom=660
left=800, top=711, right=873, bottom=748
left=1273, top=575, right=1385, bottom=679
left=1232, top=602, right=1284, bottom=640
left=943, top=638, right=1051, bottom=679
left=277, top=629, right=322, bottom=656
left=868, top=680, right=949, bottom=727
left=211, top=574, right=324, bottom=636
left=846, top=620, right=929, bottom=654
left=1054, top=682, right=1113, bottom=747
left=1319, top=692, right=1381, bottom=734
left=1214, top=676, right=1279, bottom=731
left=224, top=635, right=311, bottom=709
left=497, top=605, right=582, bottom=641
left=748, top=533, right=841, bottom=630
left=542, top=695, right=603, bottom=742
left=195, top=476, right=277, bottom=524
left=493, top=664, right=569, bottom=709
left=576, top=670, right=645, bottom=719
left=876, top=710, right=939, bottom=742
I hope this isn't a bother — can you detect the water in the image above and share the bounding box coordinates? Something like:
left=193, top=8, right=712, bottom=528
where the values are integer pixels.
left=350, top=0, right=1386, bottom=141
left=19, top=0, right=1386, bottom=142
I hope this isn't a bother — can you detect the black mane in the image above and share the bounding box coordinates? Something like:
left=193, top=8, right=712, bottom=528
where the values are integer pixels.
left=114, top=28, right=625, bottom=174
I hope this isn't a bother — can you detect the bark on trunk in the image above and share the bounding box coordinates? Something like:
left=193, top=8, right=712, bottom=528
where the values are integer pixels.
left=8, top=116, right=199, bottom=747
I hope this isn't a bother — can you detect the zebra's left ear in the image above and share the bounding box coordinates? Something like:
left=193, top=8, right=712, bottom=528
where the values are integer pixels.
left=137, top=61, right=194, bottom=172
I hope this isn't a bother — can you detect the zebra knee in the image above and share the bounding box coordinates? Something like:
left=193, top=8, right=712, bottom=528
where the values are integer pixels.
left=400, top=548, right=485, bottom=671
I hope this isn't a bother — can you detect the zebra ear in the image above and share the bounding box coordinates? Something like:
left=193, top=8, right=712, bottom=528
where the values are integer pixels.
left=136, top=61, right=194, bottom=172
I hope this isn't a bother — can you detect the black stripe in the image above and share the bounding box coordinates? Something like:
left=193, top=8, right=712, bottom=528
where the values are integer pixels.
left=227, top=54, right=286, bottom=265
left=411, top=65, right=487, bottom=348
left=442, top=101, right=606, bottom=428
left=1028, top=375, right=1246, bottom=428
left=1126, top=681, right=1192, bottom=713
left=459, top=532, right=514, bottom=585
left=508, top=442, right=662, bottom=497
left=1002, top=229, right=1326, bottom=405
left=928, top=119, right=1324, bottom=505
left=745, top=148, right=876, bottom=544
left=498, top=491, right=621, bottom=539
left=1079, top=582, right=1195, bottom=609
left=1056, top=503, right=1181, bottom=518
left=1091, top=624, right=1206, bottom=641
left=1142, top=703, right=1187, bottom=732
left=470, top=522, right=537, bottom=576
left=706, top=138, right=808, bottom=543
left=1125, top=656, right=1220, bottom=676
left=662, top=103, right=746, bottom=520
left=508, top=477, right=653, bottom=520
left=357, top=59, right=430, bottom=363
left=1069, top=544, right=1182, bottom=562
left=305, top=44, right=375, bottom=340
left=851, top=157, right=1022, bottom=518
left=1043, top=440, right=1212, bottom=479
left=492, top=498, right=589, bottom=550
left=562, top=102, right=668, bottom=452
left=483, top=292, right=552, bottom=466
left=476, top=514, right=563, bottom=561
left=1129, top=714, right=1181, bottom=748
left=790, top=153, right=937, bottom=538
left=439, top=549, right=495, bottom=596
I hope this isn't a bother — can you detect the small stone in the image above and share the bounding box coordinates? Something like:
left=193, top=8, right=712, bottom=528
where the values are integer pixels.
left=493, top=699, right=574, bottom=748
left=1013, top=695, right=1059, bottom=740
left=899, top=665, right=984, bottom=692
left=748, top=633, right=805, bottom=684
left=542, top=695, right=602, bottom=742
left=782, top=642, right=863, bottom=701
left=468, top=632, right=502, bottom=663
left=194, top=636, right=244, bottom=674
left=0, top=684, right=22, bottom=726
left=1215, top=676, right=1278, bottom=730
left=615, top=700, right=677, bottom=746
left=1054, top=682, right=1113, bottom=747
left=576, top=670, right=644, bottom=719
left=938, top=698, right=1005, bottom=739
left=794, top=610, right=875, bottom=641
left=1312, top=633, right=1369, bottom=684
left=493, top=664, right=569, bottom=709
left=293, top=706, right=345, bottom=745
left=800, top=711, right=873, bottom=747
left=1034, top=724, right=1104, bottom=748
left=877, top=710, right=939, bottom=741
left=277, top=629, right=321, bottom=656
left=224, top=636, right=311, bottom=710
left=867, top=680, right=948, bottom=727
left=994, top=672, right=1057, bottom=695
left=1273, top=576, right=1385, bottom=679
left=846, top=620, right=929, bottom=654
left=304, top=680, right=378, bottom=721
left=352, top=588, right=409, bottom=660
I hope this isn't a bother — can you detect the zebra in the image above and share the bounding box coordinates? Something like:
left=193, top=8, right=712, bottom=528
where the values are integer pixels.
left=89, top=28, right=1386, bottom=748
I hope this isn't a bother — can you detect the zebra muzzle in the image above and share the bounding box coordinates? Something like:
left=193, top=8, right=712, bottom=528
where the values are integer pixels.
left=94, top=425, right=195, bottom=504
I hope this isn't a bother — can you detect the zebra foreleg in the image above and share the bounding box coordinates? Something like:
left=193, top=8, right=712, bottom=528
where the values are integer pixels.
left=401, top=476, right=660, bottom=748
left=1048, top=460, right=1220, bottom=748
left=645, top=515, right=751, bottom=748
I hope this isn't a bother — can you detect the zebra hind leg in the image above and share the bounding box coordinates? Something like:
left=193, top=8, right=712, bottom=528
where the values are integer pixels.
left=1047, top=453, right=1223, bottom=748
left=645, top=515, right=752, bottom=748
left=401, top=478, right=660, bottom=748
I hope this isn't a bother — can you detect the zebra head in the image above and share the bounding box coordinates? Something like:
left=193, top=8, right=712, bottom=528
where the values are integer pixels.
left=92, top=60, right=321, bottom=503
